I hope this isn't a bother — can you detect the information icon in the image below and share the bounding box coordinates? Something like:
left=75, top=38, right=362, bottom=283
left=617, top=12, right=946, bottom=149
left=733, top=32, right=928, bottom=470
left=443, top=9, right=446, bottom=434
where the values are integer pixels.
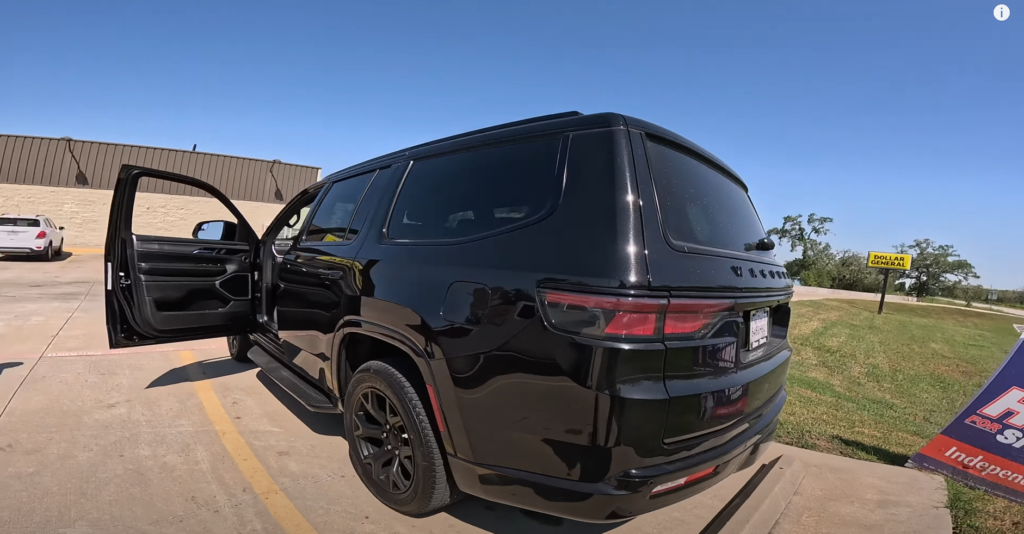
left=995, top=4, right=1010, bottom=21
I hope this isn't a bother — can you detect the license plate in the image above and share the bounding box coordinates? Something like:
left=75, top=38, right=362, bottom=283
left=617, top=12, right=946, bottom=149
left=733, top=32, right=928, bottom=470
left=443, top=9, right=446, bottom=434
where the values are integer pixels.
left=749, top=308, right=769, bottom=349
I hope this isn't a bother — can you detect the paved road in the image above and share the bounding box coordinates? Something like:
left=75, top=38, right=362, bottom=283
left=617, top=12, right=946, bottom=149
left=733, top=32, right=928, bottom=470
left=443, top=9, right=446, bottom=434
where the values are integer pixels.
left=793, top=286, right=1024, bottom=318
left=0, top=254, right=951, bottom=534
left=0, top=254, right=748, bottom=534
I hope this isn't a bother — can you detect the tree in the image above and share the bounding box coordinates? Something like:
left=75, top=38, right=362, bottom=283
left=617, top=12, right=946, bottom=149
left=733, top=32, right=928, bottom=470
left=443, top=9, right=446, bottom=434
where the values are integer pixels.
left=767, top=213, right=834, bottom=253
left=830, top=250, right=886, bottom=293
left=894, top=239, right=978, bottom=298
left=767, top=214, right=835, bottom=283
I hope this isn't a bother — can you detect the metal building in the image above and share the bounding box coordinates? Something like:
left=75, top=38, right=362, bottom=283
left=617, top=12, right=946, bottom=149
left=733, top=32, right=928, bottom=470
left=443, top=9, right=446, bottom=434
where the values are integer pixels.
left=0, top=134, right=320, bottom=203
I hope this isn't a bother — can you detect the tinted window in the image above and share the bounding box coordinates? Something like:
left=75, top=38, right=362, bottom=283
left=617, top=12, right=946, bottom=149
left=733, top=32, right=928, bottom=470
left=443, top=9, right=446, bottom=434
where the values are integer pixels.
left=303, top=171, right=374, bottom=242
left=388, top=138, right=562, bottom=241
left=646, top=138, right=769, bottom=257
left=0, top=218, right=41, bottom=227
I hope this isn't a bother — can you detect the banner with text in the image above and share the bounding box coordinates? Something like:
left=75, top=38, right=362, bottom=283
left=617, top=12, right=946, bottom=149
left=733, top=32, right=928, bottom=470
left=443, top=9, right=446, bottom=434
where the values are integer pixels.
left=908, top=332, right=1024, bottom=503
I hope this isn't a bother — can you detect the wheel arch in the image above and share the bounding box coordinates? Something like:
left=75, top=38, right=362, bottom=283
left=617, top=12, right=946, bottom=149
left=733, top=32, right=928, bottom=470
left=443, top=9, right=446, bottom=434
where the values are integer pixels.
left=334, top=320, right=461, bottom=456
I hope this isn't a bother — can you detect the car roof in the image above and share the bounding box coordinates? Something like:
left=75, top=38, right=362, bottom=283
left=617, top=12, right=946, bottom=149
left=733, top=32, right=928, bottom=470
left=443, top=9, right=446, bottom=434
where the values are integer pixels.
left=322, top=111, right=746, bottom=190
left=0, top=214, right=45, bottom=219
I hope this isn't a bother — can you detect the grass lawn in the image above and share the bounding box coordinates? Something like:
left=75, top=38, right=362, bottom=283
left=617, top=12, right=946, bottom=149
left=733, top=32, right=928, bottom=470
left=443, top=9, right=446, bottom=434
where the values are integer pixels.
left=779, top=299, right=1024, bottom=534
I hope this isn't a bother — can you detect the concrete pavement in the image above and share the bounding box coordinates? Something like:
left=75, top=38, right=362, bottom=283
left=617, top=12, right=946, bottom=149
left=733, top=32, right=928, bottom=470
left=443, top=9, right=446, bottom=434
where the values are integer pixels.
left=0, top=254, right=952, bottom=533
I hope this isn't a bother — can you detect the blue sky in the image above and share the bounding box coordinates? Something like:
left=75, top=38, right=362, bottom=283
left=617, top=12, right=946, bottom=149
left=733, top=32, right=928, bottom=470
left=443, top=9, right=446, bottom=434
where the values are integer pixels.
left=1, top=1, right=1020, bottom=288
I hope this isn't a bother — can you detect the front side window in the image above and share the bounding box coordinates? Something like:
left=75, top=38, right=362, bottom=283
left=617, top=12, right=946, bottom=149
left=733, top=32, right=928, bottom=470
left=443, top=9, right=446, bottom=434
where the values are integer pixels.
left=645, top=138, right=770, bottom=258
left=387, top=138, right=562, bottom=242
left=303, top=171, right=375, bottom=243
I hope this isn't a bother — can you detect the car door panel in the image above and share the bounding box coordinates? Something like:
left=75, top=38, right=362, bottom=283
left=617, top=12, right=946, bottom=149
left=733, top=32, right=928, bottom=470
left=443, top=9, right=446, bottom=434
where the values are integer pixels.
left=105, top=164, right=258, bottom=349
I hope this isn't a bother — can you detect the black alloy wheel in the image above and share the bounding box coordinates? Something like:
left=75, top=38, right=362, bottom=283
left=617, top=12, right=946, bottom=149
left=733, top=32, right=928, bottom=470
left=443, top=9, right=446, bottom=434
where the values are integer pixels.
left=227, top=335, right=253, bottom=362
left=344, top=359, right=457, bottom=515
left=352, top=388, right=415, bottom=493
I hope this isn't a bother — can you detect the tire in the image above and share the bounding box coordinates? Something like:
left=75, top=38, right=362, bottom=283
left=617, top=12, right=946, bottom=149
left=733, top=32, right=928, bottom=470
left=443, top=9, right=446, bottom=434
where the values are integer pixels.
left=227, top=335, right=253, bottom=362
left=55, top=240, right=63, bottom=257
left=344, top=360, right=456, bottom=516
left=41, top=243, right=53, bottom=262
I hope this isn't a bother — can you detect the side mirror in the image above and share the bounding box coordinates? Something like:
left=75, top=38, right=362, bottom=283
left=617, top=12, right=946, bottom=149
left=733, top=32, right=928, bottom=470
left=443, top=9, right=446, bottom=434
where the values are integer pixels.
left=192, top=220, right=238, bottom=241
left=755, top=237, right=776, bottom=251
left=59, top=226, right=65, bottom=231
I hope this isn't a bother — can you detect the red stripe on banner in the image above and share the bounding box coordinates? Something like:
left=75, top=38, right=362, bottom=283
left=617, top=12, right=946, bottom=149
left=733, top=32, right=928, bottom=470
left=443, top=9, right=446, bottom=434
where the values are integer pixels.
left=919, top=434, right=1024, bottom=492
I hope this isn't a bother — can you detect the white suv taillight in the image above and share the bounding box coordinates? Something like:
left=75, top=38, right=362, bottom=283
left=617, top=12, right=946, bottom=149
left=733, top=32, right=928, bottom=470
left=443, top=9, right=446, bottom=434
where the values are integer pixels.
left=34, top=231, right=47, bottom=240
left=537, top=289, right=736, bottom=342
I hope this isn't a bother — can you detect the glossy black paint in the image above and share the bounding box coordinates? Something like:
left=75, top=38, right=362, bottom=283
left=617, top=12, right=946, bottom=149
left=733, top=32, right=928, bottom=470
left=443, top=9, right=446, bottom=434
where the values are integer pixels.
left=105, top=112, right=794, bottom=522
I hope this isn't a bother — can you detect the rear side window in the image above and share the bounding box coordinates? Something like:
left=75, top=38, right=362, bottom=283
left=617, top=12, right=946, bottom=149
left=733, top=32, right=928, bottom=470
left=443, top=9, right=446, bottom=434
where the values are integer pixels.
left=387, top=138, right=562, bottom=242
left=645, top=138, right=770, bottom=258
left=0, top=218, right=41, bottom=227
left=303, top=171, right=375, bottom=242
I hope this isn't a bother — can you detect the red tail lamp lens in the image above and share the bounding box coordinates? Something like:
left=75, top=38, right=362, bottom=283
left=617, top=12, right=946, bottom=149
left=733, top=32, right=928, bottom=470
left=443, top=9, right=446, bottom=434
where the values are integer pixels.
left=650, top=466, right=717, bottom=496
left=538, top=290, right=735, bottom=341
left=664, top=300, right=734, bottom=337
left=539, top=290, right=665, bottom=340
left=35, top=231, right=47, bottom=239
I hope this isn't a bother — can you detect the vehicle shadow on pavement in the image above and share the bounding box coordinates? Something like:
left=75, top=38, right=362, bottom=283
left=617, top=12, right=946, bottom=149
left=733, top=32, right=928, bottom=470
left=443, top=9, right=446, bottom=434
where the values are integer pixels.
left=256, top=370, right=347, bottom=438
left=0, top=251, right=75, bottom=262
left=146, top=357, right=253, bottom=389
left=0, top=361, right=25, bottom=376
left=442, top=497, right=625, bottom=534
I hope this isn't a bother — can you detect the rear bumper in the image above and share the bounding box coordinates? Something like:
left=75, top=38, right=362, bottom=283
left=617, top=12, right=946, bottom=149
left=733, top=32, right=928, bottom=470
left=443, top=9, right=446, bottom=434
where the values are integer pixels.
left=0, top=246, right=44, bottom=255
left=448, top=389, right=784, bottom=523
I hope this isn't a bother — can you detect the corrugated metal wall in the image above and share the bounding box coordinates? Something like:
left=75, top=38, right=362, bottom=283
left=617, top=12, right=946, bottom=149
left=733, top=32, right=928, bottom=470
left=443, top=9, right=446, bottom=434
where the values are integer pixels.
left=0, top=134, right=320, bottom=204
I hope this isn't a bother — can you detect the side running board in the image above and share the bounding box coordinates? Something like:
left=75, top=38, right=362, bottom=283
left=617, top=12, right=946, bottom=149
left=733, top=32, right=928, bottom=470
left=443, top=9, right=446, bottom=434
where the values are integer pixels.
left=247, top=346, right=339, bottom=413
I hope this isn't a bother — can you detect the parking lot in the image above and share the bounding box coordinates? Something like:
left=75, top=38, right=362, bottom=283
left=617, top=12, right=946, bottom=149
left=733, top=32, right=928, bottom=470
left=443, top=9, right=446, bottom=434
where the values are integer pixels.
left=0, top=254, right=756, bottom=534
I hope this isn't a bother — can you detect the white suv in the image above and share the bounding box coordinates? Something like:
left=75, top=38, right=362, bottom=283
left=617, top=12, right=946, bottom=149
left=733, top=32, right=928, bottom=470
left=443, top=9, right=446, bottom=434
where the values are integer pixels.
left=0, top=214, right=65, bottom=261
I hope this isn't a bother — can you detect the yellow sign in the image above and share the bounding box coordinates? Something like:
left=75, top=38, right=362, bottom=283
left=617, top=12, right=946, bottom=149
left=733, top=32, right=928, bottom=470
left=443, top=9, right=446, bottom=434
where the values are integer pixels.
left=867, top=252, right=912, bottom=271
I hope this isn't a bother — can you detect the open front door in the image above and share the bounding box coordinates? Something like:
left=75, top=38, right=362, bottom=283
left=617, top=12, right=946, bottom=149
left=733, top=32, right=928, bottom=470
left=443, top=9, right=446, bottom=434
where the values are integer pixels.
left=104, top=165, right=259, bottom=348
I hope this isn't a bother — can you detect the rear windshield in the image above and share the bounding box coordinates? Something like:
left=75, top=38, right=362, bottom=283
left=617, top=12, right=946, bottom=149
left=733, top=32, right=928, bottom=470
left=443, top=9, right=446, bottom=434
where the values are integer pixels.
left=0, top=218, right=40, bottom=227
left=645, top=138, right=771, bottom=258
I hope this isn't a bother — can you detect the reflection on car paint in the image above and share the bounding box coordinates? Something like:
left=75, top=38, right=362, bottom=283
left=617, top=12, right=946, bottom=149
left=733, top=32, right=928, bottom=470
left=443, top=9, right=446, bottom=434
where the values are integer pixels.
left=700, top=384, right=750, bottom=422
left=695, top=341, right=738, bottom=372
left=315, top=255, right=363, bottom=289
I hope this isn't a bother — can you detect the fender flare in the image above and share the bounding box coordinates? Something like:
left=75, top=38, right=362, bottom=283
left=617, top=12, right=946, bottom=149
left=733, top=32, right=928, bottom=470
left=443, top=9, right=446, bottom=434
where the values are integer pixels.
left=332, top=318, right=463, bottom=456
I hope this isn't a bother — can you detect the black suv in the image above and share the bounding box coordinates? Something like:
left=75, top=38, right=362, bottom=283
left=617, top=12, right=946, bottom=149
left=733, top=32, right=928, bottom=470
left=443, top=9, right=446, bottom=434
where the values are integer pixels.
left=103, top=112, right=793, bottom=522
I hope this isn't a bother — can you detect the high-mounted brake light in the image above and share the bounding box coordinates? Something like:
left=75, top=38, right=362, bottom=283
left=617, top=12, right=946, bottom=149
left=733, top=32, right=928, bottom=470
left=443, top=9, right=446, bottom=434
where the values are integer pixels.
left=34, top=231, right=47, bottom=240
left=537, top=289, right=735, bottom=341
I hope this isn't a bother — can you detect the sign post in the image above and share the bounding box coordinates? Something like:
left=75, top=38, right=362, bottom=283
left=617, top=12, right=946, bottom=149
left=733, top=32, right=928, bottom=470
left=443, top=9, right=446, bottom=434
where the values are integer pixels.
left=866, top=252, right=913, bottom=315
left=878, top=269, right=891, bottom=315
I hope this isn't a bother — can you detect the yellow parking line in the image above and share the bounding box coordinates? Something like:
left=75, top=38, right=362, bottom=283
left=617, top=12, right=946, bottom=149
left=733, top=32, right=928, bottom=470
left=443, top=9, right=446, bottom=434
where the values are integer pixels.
left=179, top=351, right=318, bottom=534
left=65, top=247, right=104, bottom=254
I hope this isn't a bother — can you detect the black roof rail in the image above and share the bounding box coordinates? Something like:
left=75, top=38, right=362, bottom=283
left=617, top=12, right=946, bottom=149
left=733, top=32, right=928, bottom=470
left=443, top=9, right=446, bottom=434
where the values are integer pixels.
left=333, top=111, right=585, bottom=176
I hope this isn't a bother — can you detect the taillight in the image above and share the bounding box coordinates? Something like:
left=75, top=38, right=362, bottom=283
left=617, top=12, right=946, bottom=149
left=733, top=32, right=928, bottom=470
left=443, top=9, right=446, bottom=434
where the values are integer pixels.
left=664, top=300, right=734, bottom=338
left=537, top=289, right=735, bottom=341
left=34, top=231, right=47, bottom=240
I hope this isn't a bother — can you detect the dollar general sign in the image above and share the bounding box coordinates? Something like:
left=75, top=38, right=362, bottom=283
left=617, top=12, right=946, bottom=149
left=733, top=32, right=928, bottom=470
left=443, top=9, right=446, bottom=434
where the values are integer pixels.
left=867, top=252, right=913, bottom=271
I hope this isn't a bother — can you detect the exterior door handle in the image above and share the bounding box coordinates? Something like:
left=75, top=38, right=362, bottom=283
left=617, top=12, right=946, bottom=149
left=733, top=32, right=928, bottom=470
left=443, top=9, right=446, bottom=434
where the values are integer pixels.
left=318, top=269, right=342, bottom=280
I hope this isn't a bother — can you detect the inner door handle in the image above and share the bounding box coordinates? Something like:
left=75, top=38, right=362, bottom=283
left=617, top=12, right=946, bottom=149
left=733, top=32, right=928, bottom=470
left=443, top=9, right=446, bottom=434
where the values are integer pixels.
left=318, top=269, right=342, bottom=280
